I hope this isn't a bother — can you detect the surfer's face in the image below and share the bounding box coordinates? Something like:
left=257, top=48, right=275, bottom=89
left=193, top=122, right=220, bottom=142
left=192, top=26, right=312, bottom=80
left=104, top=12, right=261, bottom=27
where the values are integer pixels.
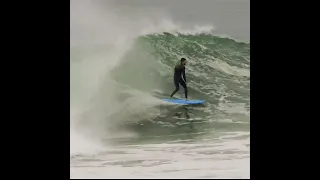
left=180, top=58, right=186, bottom=66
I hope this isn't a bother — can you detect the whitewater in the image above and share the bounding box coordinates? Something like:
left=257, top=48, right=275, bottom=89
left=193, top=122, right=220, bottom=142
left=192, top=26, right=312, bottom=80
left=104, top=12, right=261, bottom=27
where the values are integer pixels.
left=70, top=0, right=250, bottom=178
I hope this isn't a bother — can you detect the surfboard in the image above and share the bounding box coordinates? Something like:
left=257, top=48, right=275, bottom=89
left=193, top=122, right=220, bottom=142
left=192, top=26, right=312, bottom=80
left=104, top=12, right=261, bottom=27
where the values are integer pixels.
left=161, top=98, right=205, bottom=105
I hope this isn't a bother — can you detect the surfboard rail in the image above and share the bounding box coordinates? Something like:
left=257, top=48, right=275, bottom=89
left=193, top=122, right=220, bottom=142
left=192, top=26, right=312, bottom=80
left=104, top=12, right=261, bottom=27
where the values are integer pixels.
left=161, top=98, right=205, bottom=105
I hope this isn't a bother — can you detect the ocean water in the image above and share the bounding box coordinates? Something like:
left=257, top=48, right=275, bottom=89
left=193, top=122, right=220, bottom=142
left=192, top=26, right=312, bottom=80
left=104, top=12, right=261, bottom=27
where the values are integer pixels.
left=70, top=0, right=250, bottom=178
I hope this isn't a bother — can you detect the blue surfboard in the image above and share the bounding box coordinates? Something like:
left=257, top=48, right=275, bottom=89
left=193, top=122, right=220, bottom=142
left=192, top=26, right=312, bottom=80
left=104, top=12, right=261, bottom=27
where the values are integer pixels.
left=161, top=98, right=205, bottom=105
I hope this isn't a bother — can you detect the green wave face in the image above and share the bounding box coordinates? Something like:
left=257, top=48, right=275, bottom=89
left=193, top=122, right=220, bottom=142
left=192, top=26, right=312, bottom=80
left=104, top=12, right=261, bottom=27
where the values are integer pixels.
left=108, top=33, right=250, bottom=143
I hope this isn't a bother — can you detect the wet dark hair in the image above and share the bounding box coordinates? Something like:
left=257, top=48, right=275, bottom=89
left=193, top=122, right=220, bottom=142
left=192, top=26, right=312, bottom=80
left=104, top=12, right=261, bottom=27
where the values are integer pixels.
left=180, top=58, right=186, bottom=62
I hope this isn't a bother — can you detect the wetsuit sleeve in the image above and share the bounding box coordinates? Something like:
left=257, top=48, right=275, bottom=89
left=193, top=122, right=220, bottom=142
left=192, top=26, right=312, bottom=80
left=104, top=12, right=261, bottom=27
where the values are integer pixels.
left=183, top=67, right=186, bottom=82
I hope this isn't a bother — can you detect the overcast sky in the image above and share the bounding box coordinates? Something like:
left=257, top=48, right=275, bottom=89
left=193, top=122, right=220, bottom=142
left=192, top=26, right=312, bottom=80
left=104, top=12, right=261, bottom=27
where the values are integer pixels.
left=107, top=0, right=250, bottom=41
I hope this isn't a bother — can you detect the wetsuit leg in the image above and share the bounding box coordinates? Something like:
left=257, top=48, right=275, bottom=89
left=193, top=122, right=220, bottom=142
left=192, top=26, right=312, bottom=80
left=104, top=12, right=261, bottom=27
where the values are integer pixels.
left=170, top=80, right=180, bottom=97
left=179, top=80, right=188, bottom=99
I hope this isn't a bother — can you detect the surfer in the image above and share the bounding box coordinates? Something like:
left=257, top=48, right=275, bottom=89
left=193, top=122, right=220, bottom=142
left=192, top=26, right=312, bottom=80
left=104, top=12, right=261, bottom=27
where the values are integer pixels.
left=170, top=58, right=188, bottom=100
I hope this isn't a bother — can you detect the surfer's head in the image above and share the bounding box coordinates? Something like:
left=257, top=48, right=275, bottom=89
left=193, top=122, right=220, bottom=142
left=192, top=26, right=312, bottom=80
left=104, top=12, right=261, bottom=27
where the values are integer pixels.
left=181, top=58, right=186, bottom=65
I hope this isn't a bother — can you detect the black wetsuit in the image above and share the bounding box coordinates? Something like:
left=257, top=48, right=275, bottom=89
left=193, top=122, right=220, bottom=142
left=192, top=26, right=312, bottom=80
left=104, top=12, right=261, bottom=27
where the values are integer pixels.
left=170, top=64, right=188, bottom=98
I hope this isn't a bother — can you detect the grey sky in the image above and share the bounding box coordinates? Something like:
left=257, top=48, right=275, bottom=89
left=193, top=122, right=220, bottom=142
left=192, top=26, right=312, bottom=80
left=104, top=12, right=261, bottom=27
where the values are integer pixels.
left=107, top=0, right=250, bottom=41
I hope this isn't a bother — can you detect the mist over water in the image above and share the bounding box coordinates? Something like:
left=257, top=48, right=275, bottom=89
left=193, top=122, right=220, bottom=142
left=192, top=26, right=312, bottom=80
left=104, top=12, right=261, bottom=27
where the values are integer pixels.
left=70, top=0, right=250, bottom=178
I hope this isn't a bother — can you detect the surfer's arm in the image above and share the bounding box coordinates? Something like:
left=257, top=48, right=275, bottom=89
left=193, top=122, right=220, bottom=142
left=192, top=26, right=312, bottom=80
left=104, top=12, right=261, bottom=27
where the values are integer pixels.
left=182, top=67, right=186, bottom=82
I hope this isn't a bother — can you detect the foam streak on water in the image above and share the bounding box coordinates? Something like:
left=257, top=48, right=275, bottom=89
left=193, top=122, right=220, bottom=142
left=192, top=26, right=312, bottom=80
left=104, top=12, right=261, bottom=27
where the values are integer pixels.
left=71, top=135, right=249, bottom=179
